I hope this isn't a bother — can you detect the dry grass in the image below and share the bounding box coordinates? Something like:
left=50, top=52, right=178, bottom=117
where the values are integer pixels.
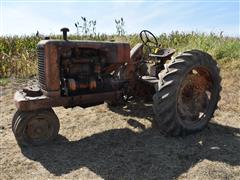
left=0, top=62, right=239, bottom=179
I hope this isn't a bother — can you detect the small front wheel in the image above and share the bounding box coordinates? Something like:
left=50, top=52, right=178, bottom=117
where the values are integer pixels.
left=12, top=108, right=60, bottom=146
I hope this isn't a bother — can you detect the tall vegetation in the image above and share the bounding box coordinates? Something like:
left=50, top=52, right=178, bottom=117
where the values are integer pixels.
left=75, top=17, right=97, bottom=36
left=115, top=18, right=126, bottom=36
left=0, top=31, right=239, bottom=79
left=75, top=17, right=126, bottom=36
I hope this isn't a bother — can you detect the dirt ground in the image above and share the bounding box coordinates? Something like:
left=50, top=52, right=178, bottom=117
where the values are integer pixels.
left=0, top=63, right=239, bottom=180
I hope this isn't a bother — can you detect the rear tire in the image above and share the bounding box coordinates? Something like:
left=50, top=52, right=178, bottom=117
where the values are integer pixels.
left=153, top=50, right=221, bottom=136
left=12, top=108, right=60, bottom=146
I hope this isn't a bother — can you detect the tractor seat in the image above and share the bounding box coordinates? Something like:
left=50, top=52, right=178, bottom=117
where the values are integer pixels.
left=149, top=48, right=175, bottom=58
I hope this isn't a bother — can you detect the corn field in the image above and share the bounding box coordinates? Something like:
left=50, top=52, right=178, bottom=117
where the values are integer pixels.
left=0, top=32, right=239, bottom=78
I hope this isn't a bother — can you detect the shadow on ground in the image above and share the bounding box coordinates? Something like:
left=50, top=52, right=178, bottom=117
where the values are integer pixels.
left=21, top=102, right=240, bottom=179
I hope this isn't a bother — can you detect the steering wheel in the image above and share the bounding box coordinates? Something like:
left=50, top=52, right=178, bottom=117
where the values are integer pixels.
left=140, top=30, right=159, bottom=50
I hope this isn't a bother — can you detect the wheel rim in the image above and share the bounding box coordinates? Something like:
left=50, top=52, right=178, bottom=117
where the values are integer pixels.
left=25, top=115, right=53, bottom=143
left=177, top=67, right=213, bottom=127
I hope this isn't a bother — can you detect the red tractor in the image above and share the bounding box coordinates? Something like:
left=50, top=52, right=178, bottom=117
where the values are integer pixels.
left=12, top=28, right=221, bottom=146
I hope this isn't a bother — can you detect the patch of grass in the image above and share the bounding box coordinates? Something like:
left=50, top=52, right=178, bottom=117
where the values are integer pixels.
left=0, top=78, right=9, bottom=86
left=219, top=58, right=240, bottom=71
left=214, top=40, right=240, bottom=60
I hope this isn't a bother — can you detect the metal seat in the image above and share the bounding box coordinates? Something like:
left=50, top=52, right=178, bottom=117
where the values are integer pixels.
left=149, top=48, right=175, bottom=58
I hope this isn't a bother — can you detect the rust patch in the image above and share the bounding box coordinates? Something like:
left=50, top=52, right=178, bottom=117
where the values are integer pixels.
left=14, top=90, right=123, bottom=111
left=177, top=67, right=213, bottom=122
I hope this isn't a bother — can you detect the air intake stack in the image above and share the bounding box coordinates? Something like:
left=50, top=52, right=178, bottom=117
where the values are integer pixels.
left=60, top=27, right=69, bottom=40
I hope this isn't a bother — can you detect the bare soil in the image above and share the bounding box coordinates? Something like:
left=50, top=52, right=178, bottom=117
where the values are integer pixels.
left=0, top=64, right=239, bottom=180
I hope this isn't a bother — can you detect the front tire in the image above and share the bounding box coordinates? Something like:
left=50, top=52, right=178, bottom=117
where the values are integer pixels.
left=153, top=50, right=221, bottom=136
left=12, top=108, right=60, bottom=146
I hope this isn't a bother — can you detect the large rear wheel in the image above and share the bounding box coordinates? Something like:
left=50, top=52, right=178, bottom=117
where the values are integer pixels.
left=153, top=50, right=221, bottom=136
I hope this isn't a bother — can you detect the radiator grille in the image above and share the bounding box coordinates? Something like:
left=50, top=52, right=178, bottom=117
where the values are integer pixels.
left=37, top=47, right=47, bottom=89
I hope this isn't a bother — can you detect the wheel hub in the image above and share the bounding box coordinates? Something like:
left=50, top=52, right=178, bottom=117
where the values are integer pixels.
left=177, top=67, right=213, bottom=124
left=27, top=117, right=50, bottom=140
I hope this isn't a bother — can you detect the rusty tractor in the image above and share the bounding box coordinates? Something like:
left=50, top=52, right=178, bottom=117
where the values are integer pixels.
left=12, top=28, right=221, bottom=146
